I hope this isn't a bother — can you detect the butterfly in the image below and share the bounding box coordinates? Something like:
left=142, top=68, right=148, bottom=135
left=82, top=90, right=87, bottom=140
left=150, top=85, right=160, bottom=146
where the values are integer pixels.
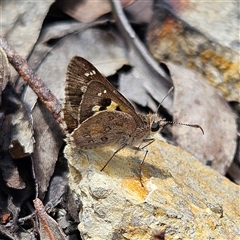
left=62, top=56, right=203, bottom=184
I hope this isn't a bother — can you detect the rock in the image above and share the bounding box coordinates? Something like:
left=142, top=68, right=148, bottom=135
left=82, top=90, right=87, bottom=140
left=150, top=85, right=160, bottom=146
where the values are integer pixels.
left=146, top=1, right=239, bottom=102
left=64, top=135, right=240, bottom=239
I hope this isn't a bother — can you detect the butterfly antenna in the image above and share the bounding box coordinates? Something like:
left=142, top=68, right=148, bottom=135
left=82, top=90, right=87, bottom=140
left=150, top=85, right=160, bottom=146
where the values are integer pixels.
left=156, top=86, right=174, bottom=113
left=161, top=120, right=204, bottom=134
left=155, top=86, right=204, bottom=134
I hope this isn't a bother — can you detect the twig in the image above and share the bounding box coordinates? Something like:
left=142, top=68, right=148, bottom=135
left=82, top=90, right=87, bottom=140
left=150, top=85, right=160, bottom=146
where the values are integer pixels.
left=33, top=198, right=56, bottom=240
left=109, top=0, right=173, bottom=111
left=110, top=0, right=171, bottom=83
left=0, top=37, right=65, bottom=131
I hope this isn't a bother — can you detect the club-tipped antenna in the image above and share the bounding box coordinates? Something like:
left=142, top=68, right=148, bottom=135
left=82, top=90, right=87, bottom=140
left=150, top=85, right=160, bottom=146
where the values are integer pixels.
left=161, top=120, right=204, bottom=134
left=156, top=86, right=174, bottom=113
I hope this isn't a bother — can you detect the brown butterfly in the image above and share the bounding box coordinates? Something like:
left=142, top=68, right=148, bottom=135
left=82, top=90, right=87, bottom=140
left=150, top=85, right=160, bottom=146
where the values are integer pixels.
left=63, top=56, right=203, bottom=182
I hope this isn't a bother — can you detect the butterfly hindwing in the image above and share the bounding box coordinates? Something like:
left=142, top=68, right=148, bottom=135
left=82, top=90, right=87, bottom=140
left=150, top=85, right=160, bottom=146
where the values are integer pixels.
left=70, top=111, right=137, bottom=148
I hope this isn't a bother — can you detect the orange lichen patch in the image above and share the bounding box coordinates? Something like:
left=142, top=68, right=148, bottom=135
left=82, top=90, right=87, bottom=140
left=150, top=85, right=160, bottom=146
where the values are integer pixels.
left=201, top=50, right=231, bottom=70
left=148, top=17, right=184, bottom=51
left=0, top=213, right=11, bottom=224
left=147, top=2, right=238, bottom=102
left=199, top=49, right=240, bottom=99
left=200, top=50, right=240, bottom=82
left=122, top=177, right=148, bottom=202
left=161, top=18, right=184, bottom=38
left=223, top=62, right=239, bottom=82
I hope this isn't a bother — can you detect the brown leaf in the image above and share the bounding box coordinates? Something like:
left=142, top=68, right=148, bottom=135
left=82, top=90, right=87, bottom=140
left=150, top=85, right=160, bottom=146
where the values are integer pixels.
left=9, top=139, right=30, bottom=160
left=1, top=153, right=25, bottom=189
left=124, top=0, right=154, bottom=24
left=24, top=28, right=129, bottom=111
left=2, top=0, right=54, bottom=84
left=169, top=63, right=237, bottom=175
left=0, top=85, right=33, bottom=189
left=2, top=1, right=54, bottom=60
left=109, top=0, right=173, bottom=112
left=0, top=213, right=11, bottom=224
left=5, top=87, right=34, bottom=158
left=0, top=120, right=25, bottom=189
left=32, top=100, right=64, bottom=199
left=56, top=0, right=134, bottom=23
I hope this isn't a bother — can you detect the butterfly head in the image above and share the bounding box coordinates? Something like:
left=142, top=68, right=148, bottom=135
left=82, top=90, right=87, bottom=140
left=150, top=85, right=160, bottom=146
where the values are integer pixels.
left=149, top=114, right=167, bottom=134
left=149, top=113, right=204, bottom=135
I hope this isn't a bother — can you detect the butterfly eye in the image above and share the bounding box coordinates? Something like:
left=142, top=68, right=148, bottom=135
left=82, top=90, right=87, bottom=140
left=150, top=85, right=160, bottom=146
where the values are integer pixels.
left=151, top=121, right=160, bottom=132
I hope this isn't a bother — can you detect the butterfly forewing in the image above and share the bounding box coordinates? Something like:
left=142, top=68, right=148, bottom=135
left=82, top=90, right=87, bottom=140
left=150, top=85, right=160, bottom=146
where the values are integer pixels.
left=63, top=57, right=95, bottom=132
left=78, top=80, right=144, bottom=127
left=64, top=56, right=155, bottom=150
left=63, top=56, right=140, bottom=132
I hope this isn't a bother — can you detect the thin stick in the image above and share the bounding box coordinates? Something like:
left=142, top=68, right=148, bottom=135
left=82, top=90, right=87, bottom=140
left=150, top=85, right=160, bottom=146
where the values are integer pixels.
left=0, top=37, right=64, bottom=130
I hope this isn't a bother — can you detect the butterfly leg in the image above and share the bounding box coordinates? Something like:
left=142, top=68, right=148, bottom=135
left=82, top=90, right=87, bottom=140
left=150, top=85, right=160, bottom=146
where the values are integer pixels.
left=131, top=138, right=155, bottom=187
left=100, top=144, right=127, bottom=171
left=141, top=138, right=155, bottom=148
left=130, top=147, right=147, bottom=187
left=139, top=150, right=149, bottom=187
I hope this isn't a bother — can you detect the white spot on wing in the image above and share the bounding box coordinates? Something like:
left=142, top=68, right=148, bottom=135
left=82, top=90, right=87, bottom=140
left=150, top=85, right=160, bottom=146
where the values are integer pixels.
left=81, top=86, right=87, bottom=92
left=92, top=105, right=100, bottom=112
left=89, top=70, right=96, bottom=76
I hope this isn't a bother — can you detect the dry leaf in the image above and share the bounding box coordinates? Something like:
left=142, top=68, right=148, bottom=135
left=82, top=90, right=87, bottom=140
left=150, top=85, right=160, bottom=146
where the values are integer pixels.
left=57, top=0, right=134, bottom=23
left=0, top=84, right=34, bottom=190
left=169, top=63, right=237, bottom=175
left=109, top=0, right=173, bottom=112
left=44, top=156, right=68, bottom=208
left=1, top=0, right=54, bottom=60
left=32, top=100, right=64, bottom=199
left=24, top=28, right=129, bottom=111
left=124, top=0, right=153, bottom=24
left=7, top=90, right=34, bottom=158
left=0, top=46, right=10, bottom=105
left=2, top=0, right=54, bottom=84
left=0, top=152, right=25, bottom=189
